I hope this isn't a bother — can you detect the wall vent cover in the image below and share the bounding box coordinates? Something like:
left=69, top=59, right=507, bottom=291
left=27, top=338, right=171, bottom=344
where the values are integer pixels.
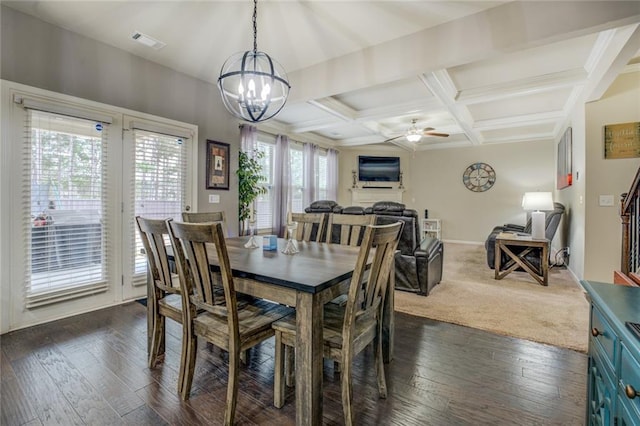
left=131, top=31, right=166, bottom=50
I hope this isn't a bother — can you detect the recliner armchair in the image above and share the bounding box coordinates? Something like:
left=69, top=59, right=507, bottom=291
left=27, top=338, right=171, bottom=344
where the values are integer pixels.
left=304, top=200, right=444, bottom=296
left=364, top=202, right=443, bottom=296
left=485, top=202, right=565, bottom=269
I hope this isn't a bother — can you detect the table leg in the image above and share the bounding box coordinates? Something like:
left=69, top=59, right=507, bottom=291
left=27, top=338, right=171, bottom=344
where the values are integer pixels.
left=495, top=240, right=502, bottom=278
left=295, top=291, right=323, bottom=426
left=541, top=242, right=549, bottom=286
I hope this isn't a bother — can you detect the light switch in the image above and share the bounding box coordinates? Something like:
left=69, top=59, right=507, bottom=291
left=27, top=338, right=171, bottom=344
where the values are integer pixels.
left=599, top=195, right=614, bottom=206
left=209, top=194, right=220, bottom=203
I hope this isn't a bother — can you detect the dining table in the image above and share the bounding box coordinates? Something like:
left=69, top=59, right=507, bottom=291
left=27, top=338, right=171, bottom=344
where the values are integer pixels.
left=161, top=236, right=395, bottom=426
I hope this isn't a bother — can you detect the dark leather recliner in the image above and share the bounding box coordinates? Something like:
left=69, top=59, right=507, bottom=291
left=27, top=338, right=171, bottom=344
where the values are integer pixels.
left=363, top=202, right=443, bottom=296
left=485, top=202, right=565, bottom=270
left=304, top=200, right=444, bottom=296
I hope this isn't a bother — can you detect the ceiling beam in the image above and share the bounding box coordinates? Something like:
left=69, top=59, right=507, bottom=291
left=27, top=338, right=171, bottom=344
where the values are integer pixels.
left=456, top=68, right=588, bottom=105
left=287, top=1, right=640, bottom=103
left=420, top=70, right=481, bottom=145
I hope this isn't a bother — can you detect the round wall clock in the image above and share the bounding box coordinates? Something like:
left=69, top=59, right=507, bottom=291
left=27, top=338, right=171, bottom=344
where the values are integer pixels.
left=462, top=162, right=496, bottom=192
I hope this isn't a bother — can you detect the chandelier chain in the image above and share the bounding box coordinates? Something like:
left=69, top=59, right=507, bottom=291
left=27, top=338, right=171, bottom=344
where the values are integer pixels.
left=252, top=0, right=258, bottom=54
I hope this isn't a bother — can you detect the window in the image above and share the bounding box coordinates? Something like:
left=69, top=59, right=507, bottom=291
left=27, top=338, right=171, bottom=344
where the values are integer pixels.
left=5, top=82, right=197, bottom=329
left=255, top=136, right=275, bottom=232
left=252, top=134, right=332, bottom=233
left=290, top=145, right=304, bottom=212
left=24, top=110, right=109, bottom=306
left=130, top=129, right=189, bottom=282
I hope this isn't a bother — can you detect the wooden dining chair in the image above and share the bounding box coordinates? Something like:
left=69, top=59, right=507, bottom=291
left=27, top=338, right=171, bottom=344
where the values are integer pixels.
left=167, top=220, right=292, bottom=425
left=272, top=221, right=404, bottom=425
left=135, top=217, right=184, bottom=378
left=182, top=211, right=228, bottom=236
left=326, top=213, right=375, bottom=246
left=290, top=212, right=326, bottom=242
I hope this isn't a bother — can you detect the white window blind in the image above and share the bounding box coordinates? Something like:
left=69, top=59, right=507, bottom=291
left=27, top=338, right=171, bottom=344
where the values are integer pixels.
left=129, top=128, right=188, bottom=285
left=23, top=109, right=109, bottom=308
left=255, top=140, right=275, bottom=232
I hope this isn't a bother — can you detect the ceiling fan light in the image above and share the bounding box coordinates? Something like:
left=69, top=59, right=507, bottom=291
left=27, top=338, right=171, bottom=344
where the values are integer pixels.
left=406, top=133, right=422, bottom=142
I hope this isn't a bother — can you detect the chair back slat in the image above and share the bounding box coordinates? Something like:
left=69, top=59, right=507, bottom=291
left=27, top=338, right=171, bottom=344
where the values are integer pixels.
left=291, top=212, right=326, bottom=242
left=326, top=214, right=375, bottom=246
left=343, top=221, right=403, bottom=346
left=168, top=221, right=239, bottom=341
left=135, top=216, right=177, bottom=294
left=182, top=211, right=228, bottom=237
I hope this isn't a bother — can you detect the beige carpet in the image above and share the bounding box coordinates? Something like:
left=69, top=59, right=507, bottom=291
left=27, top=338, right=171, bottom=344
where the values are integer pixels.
left=394, top=242, right=589, bottom=352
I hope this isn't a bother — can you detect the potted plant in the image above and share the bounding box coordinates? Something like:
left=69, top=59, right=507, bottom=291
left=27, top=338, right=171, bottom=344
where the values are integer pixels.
left=237, top=150, right=267, bottom=235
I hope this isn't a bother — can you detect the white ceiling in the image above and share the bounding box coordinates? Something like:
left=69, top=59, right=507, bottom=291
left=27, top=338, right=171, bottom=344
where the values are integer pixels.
left=5, top=1, right=640, bottom=151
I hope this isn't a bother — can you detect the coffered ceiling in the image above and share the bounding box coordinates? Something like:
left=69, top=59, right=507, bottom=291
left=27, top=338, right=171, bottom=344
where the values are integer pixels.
left=5, top=1, right=640, bottom=151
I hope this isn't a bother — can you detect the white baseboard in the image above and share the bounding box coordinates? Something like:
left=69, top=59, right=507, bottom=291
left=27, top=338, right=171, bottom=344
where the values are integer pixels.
left=442, top=239, right=484, bottom=246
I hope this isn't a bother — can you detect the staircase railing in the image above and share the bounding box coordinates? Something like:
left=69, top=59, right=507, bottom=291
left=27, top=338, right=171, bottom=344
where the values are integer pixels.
left=619, top=166, right=640, bottom=285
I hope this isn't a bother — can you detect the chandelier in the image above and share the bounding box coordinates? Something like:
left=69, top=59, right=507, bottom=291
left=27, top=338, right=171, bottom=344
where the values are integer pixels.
left=217, top=0, right=291, bottom=123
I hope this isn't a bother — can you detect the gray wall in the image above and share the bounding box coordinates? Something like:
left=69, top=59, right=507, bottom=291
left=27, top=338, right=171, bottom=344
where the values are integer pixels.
left=584, top=71, right=640, bottom=282
left=1, top=5, right=241, bottom=234
left=339, top=141, right=555, bottom=244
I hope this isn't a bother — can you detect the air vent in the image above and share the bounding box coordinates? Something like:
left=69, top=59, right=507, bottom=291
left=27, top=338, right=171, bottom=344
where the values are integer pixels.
left=131, top=31, right=166, bottom=50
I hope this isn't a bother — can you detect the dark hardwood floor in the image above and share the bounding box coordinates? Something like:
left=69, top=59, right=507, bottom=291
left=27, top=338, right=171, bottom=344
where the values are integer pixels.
left=1, top=302, right=587, bottom=425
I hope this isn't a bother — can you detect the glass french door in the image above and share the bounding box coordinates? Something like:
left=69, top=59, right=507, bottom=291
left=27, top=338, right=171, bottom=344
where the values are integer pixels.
left=5, top=83, right=197, bottom=330
left=121, top=118, right=194, bottom=301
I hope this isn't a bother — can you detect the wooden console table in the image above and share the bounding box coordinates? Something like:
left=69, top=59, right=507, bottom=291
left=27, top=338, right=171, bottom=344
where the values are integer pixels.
left=495, top=234, right=549, bottom=286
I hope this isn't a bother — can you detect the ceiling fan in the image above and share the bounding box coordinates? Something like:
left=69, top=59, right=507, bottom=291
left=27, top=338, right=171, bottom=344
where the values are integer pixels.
left=383, top=119, right=449, bottom=144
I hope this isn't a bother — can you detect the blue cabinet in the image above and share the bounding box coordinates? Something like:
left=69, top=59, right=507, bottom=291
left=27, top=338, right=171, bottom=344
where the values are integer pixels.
left=581, top=281, right=640, bottom=426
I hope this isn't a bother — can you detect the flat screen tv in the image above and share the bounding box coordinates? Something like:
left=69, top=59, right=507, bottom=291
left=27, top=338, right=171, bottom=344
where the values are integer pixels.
left=358, top=156, right=400, bottom=182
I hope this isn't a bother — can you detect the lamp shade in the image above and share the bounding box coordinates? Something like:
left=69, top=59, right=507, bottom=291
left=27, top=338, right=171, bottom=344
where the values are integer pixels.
left=522, top=192, right=554, bottom=211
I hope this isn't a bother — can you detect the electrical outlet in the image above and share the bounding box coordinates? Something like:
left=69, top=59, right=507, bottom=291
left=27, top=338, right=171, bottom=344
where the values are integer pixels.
left=565, top=247, right=570, bottom=256
left=599, top=195, right=614, bottom=206
left=209, top=194, right=220, bottom=203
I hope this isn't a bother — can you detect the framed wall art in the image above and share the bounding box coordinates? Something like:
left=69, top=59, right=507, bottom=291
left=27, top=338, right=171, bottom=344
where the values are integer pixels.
left=604, top=122, right=640, bottom=159
left=557, top=127, right=572, bottom=190
left=206, top=140, right=230, bottom=190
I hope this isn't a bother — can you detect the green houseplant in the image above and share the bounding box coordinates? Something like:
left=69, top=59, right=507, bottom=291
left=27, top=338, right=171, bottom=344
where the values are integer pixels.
left=237, top=150, right=267, bottom=235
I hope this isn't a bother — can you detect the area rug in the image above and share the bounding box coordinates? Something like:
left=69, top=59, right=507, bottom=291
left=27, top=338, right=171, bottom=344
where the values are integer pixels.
left=394, top=242, right=589, bottom=352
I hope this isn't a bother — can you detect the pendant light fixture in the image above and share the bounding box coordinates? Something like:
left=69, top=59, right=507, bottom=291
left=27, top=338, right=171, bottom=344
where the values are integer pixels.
left=217, top=0, right=291, bottom=123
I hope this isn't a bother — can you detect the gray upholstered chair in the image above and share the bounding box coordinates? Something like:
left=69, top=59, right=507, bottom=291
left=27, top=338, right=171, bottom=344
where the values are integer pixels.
left=364, top=202, right=443, bottom=296
left=485, top=202, right=565, bottom=269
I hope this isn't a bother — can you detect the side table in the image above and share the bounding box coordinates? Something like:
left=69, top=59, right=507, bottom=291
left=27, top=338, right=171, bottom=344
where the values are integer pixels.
left=495, top=234, right=550, bottom=286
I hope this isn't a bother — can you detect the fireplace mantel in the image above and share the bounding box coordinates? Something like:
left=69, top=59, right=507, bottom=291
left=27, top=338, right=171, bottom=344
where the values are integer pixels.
left=349, top=187, right=404, bottom=208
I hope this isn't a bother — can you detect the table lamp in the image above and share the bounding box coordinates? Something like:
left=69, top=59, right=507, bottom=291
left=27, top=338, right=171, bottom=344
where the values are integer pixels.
left=522, top=192, right=554, bottom=240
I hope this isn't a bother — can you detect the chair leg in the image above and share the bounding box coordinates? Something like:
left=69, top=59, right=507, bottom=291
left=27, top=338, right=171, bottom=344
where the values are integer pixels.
left=180, top=331, right=198, bottom=400
left=224, top=347, right=240, bottom=425
left=374, top=326, right=388, bottom=399
left=148, top=313, right=165, bottom=368
left=284, top=345, right=294, bottom=387
left=340, top=354, right=354, bottom=426
left=176, top=320, right=187, bottom=395
left=274, top=331, right=285, bottom=408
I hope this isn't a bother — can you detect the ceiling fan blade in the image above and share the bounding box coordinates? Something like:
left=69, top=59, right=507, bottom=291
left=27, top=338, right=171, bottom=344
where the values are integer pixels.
left=421, top=127, right=435, bottom=132
left=382, top=135, right=404, bottom=143
left=423, top=131, right=449, bottom=138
